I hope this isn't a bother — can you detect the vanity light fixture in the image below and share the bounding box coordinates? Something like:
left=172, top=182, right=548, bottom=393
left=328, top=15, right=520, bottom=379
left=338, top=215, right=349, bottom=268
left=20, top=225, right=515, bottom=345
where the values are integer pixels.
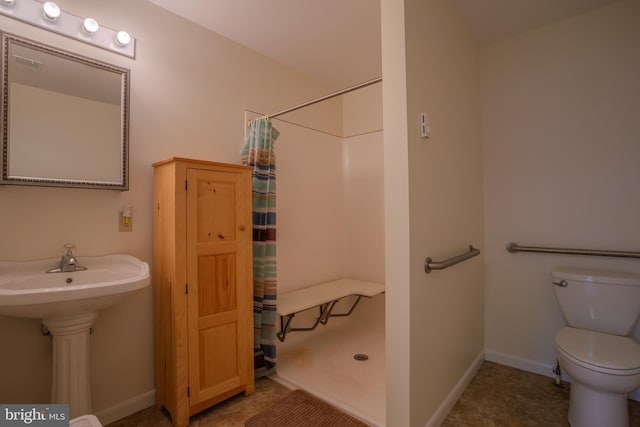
left=42, top=2, right=60, bottom=21
left=0, top=0, right=135, bottom=58
left=82, top=17, right=99, bottom=34
left=115, top=30, right=131, bottom=47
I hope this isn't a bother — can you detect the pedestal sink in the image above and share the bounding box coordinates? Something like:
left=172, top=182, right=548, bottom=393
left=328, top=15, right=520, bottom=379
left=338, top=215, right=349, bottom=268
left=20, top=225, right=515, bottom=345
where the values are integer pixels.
left=0, top=254, right=150, bottom=418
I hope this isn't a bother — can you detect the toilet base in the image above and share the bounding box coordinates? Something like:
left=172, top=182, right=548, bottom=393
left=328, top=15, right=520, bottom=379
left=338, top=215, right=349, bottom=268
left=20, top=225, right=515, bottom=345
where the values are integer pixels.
left=568, top=381, right=629, bottom=427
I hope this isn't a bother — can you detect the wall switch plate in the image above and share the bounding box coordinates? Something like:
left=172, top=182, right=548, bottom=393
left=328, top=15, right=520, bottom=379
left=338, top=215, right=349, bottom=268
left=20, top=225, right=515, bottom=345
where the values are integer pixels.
left=420, top=112, right=430, bottom=139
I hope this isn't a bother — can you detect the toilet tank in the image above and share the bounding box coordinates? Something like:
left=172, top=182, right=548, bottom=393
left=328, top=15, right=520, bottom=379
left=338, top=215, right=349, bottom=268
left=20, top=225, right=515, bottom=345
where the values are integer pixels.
left=552, top=268, right=640, bottom=336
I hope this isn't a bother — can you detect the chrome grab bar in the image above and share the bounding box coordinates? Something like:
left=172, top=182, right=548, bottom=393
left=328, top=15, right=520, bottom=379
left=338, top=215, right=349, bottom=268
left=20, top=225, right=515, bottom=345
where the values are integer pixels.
left=506, top=242, right=640, bottom=259
left=424, top=245, right=480, bottom=273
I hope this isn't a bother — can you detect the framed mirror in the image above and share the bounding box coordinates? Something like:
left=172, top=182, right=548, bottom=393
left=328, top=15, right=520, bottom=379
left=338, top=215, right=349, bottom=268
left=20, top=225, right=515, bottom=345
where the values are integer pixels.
left=1, top=32, right=130, bottom=190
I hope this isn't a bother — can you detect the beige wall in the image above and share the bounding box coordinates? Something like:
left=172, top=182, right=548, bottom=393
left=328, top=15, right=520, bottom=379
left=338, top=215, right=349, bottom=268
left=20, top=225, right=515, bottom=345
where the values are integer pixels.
left=342, top=81, right=385, bottom=283
left=0, top=0, right=342, bottom=420
left=343, top=131, right=385, bottom=283
left=272, top=118, right=346, bottom=292
left=382, top=0, right=484, bottom=425
left=342, top=82, right=383, bottom=138
left=381, top=0, right=412, bottom=423
left=483, top=0, right=640, bottom=386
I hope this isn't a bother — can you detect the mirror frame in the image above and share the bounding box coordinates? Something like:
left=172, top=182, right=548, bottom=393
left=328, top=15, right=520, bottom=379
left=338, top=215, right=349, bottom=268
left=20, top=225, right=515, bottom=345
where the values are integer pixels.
left=0, top=32, right=130, bottom=190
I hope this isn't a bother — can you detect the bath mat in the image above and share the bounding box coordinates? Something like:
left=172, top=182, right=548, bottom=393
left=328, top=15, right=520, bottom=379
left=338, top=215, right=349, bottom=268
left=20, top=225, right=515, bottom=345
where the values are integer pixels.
left=245, top=389, right=368, bottom=427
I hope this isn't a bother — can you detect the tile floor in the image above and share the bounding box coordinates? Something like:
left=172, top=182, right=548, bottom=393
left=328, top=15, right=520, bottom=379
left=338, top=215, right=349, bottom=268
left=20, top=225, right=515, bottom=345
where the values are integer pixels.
left=106, top=362, right=640, bottom=426
left=444, top=361, right=640, bottom=427
left=104, top=378, right=290, bottom=427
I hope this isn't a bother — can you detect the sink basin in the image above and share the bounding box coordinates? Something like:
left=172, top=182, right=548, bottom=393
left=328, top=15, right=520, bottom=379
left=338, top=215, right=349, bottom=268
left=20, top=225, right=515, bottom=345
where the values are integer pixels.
left=0, top=254, right=150, bottom=319
left=0, top=253, right=150, bottom=418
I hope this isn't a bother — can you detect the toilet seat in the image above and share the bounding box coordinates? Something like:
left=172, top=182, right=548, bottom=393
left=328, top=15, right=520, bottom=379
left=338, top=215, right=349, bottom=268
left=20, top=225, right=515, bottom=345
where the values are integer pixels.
left=555, top=327, right=640, bottom=376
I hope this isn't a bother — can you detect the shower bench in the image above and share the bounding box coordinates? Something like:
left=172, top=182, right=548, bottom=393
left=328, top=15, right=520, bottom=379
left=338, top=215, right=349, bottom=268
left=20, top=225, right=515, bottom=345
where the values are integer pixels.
left=276, top=279, right=385, bottom=342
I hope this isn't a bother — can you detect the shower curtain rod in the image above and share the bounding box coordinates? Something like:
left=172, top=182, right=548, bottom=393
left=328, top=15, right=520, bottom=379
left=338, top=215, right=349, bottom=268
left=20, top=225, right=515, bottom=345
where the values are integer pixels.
left=266, top=76, right=382, bottom=119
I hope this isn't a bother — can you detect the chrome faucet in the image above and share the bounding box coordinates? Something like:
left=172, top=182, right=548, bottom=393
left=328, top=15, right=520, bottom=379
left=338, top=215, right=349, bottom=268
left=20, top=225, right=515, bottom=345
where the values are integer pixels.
left=46, top=243, right=87, bottom=273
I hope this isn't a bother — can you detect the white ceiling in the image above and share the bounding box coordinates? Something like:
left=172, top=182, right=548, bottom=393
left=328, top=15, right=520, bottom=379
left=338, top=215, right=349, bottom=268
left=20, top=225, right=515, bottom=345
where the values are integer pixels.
left=146, top=0, right=620, bottom=89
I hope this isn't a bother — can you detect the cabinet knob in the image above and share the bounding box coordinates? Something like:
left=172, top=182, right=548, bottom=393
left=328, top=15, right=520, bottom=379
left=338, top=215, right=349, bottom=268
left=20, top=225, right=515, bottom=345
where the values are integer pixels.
left=239, top=225, right=246, bottom=231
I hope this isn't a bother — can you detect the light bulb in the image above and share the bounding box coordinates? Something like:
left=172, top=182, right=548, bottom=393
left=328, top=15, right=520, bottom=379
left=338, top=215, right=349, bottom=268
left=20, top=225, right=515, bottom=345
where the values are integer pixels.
left=115, top=31, right=131, bottom=47
left=82, top=17, right=99, bottom=34
left=42, top=2, right=60, bottom=21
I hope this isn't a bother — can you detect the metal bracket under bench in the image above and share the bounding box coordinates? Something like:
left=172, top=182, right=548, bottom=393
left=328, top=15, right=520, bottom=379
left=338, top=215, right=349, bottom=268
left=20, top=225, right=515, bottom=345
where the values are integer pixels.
left=276, top=279, right=385, bottom=342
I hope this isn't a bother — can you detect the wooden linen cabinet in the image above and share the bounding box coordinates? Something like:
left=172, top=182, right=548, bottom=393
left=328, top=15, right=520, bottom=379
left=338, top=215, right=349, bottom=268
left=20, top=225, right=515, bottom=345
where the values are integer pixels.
left=152, top=158, right=254, bottom=427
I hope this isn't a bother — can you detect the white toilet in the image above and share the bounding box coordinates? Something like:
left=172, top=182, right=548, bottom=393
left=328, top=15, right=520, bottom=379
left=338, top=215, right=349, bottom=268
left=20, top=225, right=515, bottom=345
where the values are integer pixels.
left=552, top=268, right=640, bottom=427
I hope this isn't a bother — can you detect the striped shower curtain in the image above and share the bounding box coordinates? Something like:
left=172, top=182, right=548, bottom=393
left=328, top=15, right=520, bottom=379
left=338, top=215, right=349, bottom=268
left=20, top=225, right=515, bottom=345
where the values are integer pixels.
left=240, top=118, right=279, bottom=377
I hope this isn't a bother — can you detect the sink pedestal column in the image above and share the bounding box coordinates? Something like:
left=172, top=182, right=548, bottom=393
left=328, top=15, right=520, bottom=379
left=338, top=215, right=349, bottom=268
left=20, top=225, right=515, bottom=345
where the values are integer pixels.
left=43, top=312, right=98, bottom=419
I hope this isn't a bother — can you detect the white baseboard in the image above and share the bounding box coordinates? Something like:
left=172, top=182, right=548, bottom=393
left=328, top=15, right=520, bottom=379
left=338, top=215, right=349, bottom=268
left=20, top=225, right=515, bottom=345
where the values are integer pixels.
left=425, top=349, right=485, bottom=427
left=93, top=389, right=156, bottom=426
left=485, top=349, right=561, bottom=379
left=485, top=349, right=640, bottom=402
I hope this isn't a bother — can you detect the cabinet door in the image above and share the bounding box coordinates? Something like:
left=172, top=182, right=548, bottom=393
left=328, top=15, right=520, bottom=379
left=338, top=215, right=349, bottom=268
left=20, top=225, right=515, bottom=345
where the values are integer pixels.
left=186, top=167, right=252, bottom=407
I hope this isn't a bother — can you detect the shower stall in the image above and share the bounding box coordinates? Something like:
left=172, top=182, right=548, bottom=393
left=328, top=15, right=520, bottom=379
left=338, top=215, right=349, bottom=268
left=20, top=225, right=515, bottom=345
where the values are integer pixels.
left=248, top=83, right=385, bottom=425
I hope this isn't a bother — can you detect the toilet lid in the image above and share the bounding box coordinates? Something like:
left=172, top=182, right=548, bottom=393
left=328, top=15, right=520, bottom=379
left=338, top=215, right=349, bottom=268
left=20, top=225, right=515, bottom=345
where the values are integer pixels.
left=555, top=327, right=640, bottom=372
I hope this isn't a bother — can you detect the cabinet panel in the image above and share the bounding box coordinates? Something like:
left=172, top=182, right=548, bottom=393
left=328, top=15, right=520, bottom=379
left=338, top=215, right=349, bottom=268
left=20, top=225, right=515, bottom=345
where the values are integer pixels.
left=196, top=180, right=236, bottom=242
left=197, top=254, right=236, bottom=316
left=198, top=322, right=238, bottom=388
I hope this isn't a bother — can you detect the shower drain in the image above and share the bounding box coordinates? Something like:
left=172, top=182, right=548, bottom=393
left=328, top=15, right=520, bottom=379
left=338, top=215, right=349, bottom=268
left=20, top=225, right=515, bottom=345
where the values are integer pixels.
left=353, top=353, right=369, bottom=361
